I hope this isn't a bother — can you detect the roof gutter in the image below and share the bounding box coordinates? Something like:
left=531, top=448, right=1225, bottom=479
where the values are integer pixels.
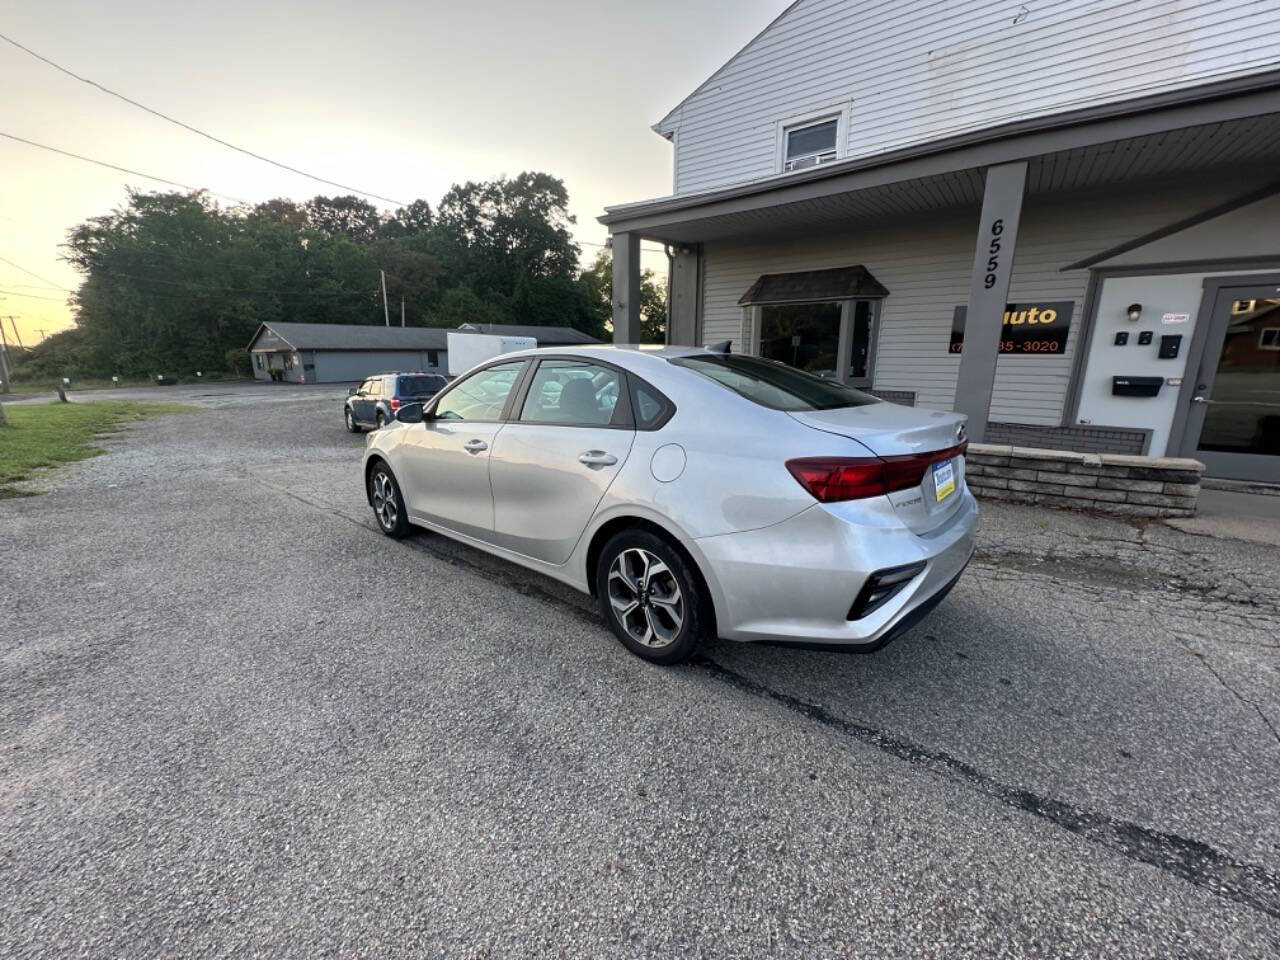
left=601, top=69, right=1280, bottom=229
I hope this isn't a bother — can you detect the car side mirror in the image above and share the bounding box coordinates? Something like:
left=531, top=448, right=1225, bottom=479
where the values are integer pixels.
left=395, top=402, right=425, bottom=424
left=347, top=387, right=357, bottom=397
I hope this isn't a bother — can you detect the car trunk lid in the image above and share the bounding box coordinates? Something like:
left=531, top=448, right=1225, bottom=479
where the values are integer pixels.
left=788, top=404, right=969, bottom=534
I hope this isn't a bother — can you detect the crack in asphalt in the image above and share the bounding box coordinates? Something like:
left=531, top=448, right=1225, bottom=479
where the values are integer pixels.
left=690, top=655, right=1280, bottom=922
left=256, top=474, right=1280, bottom=923
left=1172, top=632, right=1280, bottom=750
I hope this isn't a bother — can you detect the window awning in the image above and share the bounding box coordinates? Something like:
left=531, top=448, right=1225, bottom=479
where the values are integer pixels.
left=738, top=265, right=890, bottom=305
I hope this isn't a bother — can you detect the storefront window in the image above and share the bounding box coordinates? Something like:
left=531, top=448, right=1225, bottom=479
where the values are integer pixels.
left=755, top=299, right=877, bottom=385
left=760, top=302, right=842, bottom=377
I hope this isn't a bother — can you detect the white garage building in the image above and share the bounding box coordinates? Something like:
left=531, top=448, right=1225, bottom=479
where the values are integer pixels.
left=246, top=322, right=598, bottom=384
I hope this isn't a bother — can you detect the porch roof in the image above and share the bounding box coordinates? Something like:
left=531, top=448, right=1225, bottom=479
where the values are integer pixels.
left=600, top=71, right=1280, bottom=244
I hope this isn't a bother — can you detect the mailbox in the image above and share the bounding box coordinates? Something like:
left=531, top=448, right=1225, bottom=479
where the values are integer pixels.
left=1112, top=376, right=1163, bottom=397
left=1159, top=334, right=1182, bottom=359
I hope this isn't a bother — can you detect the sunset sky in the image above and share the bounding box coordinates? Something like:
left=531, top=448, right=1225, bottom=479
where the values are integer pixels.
left=0, top=0, right=783, bottom=345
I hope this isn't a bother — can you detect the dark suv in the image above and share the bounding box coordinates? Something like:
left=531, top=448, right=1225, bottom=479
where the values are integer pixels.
left=344, top=372, right=448, bottom=432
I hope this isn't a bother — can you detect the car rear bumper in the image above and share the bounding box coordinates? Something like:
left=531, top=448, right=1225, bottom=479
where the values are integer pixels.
left=688, top=489, right=978, bottom=648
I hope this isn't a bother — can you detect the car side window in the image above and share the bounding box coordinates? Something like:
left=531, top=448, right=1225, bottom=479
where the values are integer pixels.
left=434, top=361, right=525, bottom=422
left=358, top=379, right=374, bottom=395
left=630, top=378, right=674, bottom=430
left=519, top=361, right=622, bottom=426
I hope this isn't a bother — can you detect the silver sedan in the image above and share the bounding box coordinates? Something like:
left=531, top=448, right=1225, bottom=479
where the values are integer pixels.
left=362, top=345, right=977, bottom=664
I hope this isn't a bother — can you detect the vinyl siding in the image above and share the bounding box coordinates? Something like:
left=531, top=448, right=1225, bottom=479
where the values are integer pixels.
left=311, top=350, right=442, bottom=383
left=700, top=176, right=1256, bottom=424
left=662, top=0, right=1280, bottom=196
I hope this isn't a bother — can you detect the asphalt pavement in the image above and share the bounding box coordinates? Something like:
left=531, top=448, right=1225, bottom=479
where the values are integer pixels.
left=2, top=382, right=1278, bottom=957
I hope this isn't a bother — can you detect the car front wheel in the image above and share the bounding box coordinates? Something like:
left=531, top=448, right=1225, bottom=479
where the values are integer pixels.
left=596, top=530, right=705, bottom=665
left=345, top=407, right=361, bottom=433
left=369, top=463, right=410, bottom=539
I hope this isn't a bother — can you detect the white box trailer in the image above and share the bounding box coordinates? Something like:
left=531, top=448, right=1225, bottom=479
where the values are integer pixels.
left=446, top=331, right=536, bottom=377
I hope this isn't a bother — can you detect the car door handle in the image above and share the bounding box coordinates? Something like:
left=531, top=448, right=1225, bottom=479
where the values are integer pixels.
left=578, top=450, right=617, bottom=467
left=464, top=439, right=488, bottom=454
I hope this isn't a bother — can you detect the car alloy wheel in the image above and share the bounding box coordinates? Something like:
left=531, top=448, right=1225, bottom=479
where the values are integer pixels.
left=371, top=470, right=399, bottom=531
left=607, top=547, right=685, bottom=648
left=345, top=408, right=357, bottom=432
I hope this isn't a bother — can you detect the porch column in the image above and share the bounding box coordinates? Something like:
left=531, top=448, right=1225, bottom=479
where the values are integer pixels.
left=954, top=161, right=1027, bottom=441
left=610, top=231, right=642, bottom=344
left=666, top=244, right=701, bottom=346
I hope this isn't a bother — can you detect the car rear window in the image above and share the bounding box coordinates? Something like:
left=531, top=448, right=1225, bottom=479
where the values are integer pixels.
left=399, top=375, right=446, bottom=395
left=670, top=354, right=880, bottom=411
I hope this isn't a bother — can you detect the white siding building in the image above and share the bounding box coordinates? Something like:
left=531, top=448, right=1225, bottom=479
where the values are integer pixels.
left=603, top=0, right=1280, bottom=482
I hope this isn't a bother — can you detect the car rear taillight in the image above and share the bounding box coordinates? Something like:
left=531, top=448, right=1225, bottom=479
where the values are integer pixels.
left=389, top=398, right=402, bottom=412
left=786, top=443, right=967, bottom=503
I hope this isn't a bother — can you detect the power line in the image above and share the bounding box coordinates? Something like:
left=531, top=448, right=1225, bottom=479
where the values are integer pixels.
left=0, top=255, right=72, bottom=291
left=0, top=287, right=66, bottom=301
left=0, top=31, right=408, bottom=207
left=0, top=131, right=248, bottom=204
left=73, top=267, right=379, bottom=301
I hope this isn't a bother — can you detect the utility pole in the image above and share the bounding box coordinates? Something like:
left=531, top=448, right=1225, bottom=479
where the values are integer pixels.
left=380, top=270, right=390, bottom=327
left=0, top=319, right=10, bottom=395
left=400, top=296, right=405, bottom=327
left=8, top=316, right=24, bottom=350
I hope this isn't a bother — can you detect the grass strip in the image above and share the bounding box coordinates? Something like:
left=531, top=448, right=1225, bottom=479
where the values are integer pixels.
left=0, top=401, right=192, bottom=497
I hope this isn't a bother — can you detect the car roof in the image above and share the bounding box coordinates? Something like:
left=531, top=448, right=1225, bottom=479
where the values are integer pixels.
left=500, top=344, right=710, bottom=365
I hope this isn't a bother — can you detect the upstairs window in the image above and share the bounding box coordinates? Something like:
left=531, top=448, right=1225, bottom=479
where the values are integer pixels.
left=784, top=117, right=839, bottom=172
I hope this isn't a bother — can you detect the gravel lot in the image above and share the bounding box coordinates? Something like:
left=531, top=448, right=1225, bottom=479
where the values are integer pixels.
left=2, top=382, right=1278, bottom=957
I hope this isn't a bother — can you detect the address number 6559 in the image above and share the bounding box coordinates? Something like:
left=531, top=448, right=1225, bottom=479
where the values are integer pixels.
left=983, top=218, right=1005, bottom=289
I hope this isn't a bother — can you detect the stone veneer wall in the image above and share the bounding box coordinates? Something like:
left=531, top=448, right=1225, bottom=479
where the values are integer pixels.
left=966, top=444, right=1204, bottom=518
left=982, top=422, right=1151, bottom=456
left=862, top=391, right=1150, bottom=456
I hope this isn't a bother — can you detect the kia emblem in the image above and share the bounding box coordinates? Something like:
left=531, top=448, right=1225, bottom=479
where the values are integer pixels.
left=956, top=423, right=967, bottom=443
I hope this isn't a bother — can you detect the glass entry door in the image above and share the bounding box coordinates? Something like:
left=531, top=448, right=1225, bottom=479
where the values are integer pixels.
left=757, top=300, right=877, bottom=386
left=1180, top=283, right=1280, bottom=481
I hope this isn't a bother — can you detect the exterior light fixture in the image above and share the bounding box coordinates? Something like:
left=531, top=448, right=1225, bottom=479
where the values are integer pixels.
left=1126, top=303, right=1143, bottom=322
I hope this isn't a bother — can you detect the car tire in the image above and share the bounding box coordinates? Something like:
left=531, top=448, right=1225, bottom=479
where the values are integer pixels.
left=345, top=406, right=362, bottom=433
left=368, top=462, right=410, bottom=539
left=596, top=529, right=706, bottom=665
left=375, top=410, right=387, bottom=429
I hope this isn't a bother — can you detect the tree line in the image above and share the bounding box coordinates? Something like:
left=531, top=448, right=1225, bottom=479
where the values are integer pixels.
left=13, top=172, right=667, bottom=382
